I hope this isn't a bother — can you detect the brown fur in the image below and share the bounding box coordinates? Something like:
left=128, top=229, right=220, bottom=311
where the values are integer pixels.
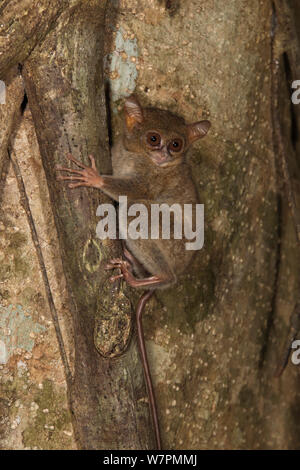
left=105, top=96, right=210, bottom=287
left=57, top=94, right=210, bottom=288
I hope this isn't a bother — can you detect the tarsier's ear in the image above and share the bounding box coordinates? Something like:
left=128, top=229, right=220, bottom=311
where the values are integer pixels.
left=124, top=95, right=144, bottom=132
left=187, top=120, right=211, bottom=144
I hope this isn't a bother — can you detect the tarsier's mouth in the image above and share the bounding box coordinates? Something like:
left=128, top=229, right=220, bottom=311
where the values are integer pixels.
left=152, top=156, right=170, bottom=165
left=150, top=149, right=172, bottom=166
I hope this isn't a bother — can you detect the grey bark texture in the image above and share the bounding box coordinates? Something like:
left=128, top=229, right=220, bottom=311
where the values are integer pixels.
left=0, top=0, right=300, bottom=450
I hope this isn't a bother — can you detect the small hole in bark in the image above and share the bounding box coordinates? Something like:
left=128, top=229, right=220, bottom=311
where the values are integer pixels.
left=165, top=0, right=179, bottom=15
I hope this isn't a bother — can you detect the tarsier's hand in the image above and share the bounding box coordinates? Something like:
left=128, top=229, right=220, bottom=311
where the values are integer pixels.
left=56, top=153, right=103, bottom=189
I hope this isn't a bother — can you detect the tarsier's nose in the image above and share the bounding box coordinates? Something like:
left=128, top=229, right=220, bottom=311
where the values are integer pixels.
left=150, top=147, right=172, bottom=166
left=161, top=145, right=173, bottom=159
left=157, top=147, right=172, bottom=163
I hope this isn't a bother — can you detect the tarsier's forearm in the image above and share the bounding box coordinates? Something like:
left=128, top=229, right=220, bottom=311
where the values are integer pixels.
left=100, top=176, right=146, bottom=202
left=56, top=154, right=146, bottom=201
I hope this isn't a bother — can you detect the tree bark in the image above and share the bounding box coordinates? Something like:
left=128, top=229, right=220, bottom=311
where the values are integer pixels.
left=0, top=68, right=24, bottom=203
left=0, top=0, right=66, bottom=79
left=1, top=0, right=300, bottom=450
left=1, top=0, right=155, bottom=450
left=104, top=0, right=300, bottom=449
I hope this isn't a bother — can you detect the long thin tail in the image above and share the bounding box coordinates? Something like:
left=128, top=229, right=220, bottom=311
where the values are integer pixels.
left=136, top=290, right=161, bottom=450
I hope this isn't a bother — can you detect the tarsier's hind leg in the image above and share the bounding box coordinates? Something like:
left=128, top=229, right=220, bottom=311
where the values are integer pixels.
left=105, top=259, right=172, bottom=288
left=106, top=241, right=176, bottom=289
left=122, top=242, right=148, bottom=278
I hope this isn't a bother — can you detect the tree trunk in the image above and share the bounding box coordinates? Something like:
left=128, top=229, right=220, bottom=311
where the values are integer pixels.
left=0, top=0, right=154, bottom=450
left=0, top=0, right=300, bottom=450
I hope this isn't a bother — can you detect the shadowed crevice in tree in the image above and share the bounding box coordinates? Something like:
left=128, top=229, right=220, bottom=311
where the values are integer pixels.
left=104, top=82, right=113, bottom=148
left=0, top=153, right=10, bottom=208
left=0, top=69, right=24, bottom=207
left=20, top=93, right=28, bottom=115
left=282, top=52, right=298, bottom=152
left=258, top=194, right=282, bottom=370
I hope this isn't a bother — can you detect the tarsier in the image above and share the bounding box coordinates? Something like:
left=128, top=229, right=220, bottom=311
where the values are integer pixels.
left=56, top=95, right=210, bottom=449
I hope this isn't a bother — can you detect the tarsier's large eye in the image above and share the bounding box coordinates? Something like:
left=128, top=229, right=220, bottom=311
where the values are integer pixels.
left=146, top=132, right=161, bottom=147
left=168, top=138, right=183, bottom=153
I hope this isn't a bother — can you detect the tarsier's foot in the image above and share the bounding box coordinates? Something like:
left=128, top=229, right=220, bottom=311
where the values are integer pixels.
left=105, top=257, right=164, bottom=288
left=56, top=153, right=103, bottom=189
left=105, top=258, right=133, bottom=283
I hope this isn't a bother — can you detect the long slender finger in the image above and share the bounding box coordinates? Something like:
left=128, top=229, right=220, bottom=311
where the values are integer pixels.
left=68, top=182, right=90, bottom=188
left=89, top=154, right=97, bottom=170
left=105, top=263, right=121, bottom=270
left=66, top=153, right=87, bottom=169
left=57, top=175, right=86, bottom=181
left=108, top=258, right=123, bottom=265
left=56, top=165, right=84, bottom=175
left=109, top=274, right=123, bottom=282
